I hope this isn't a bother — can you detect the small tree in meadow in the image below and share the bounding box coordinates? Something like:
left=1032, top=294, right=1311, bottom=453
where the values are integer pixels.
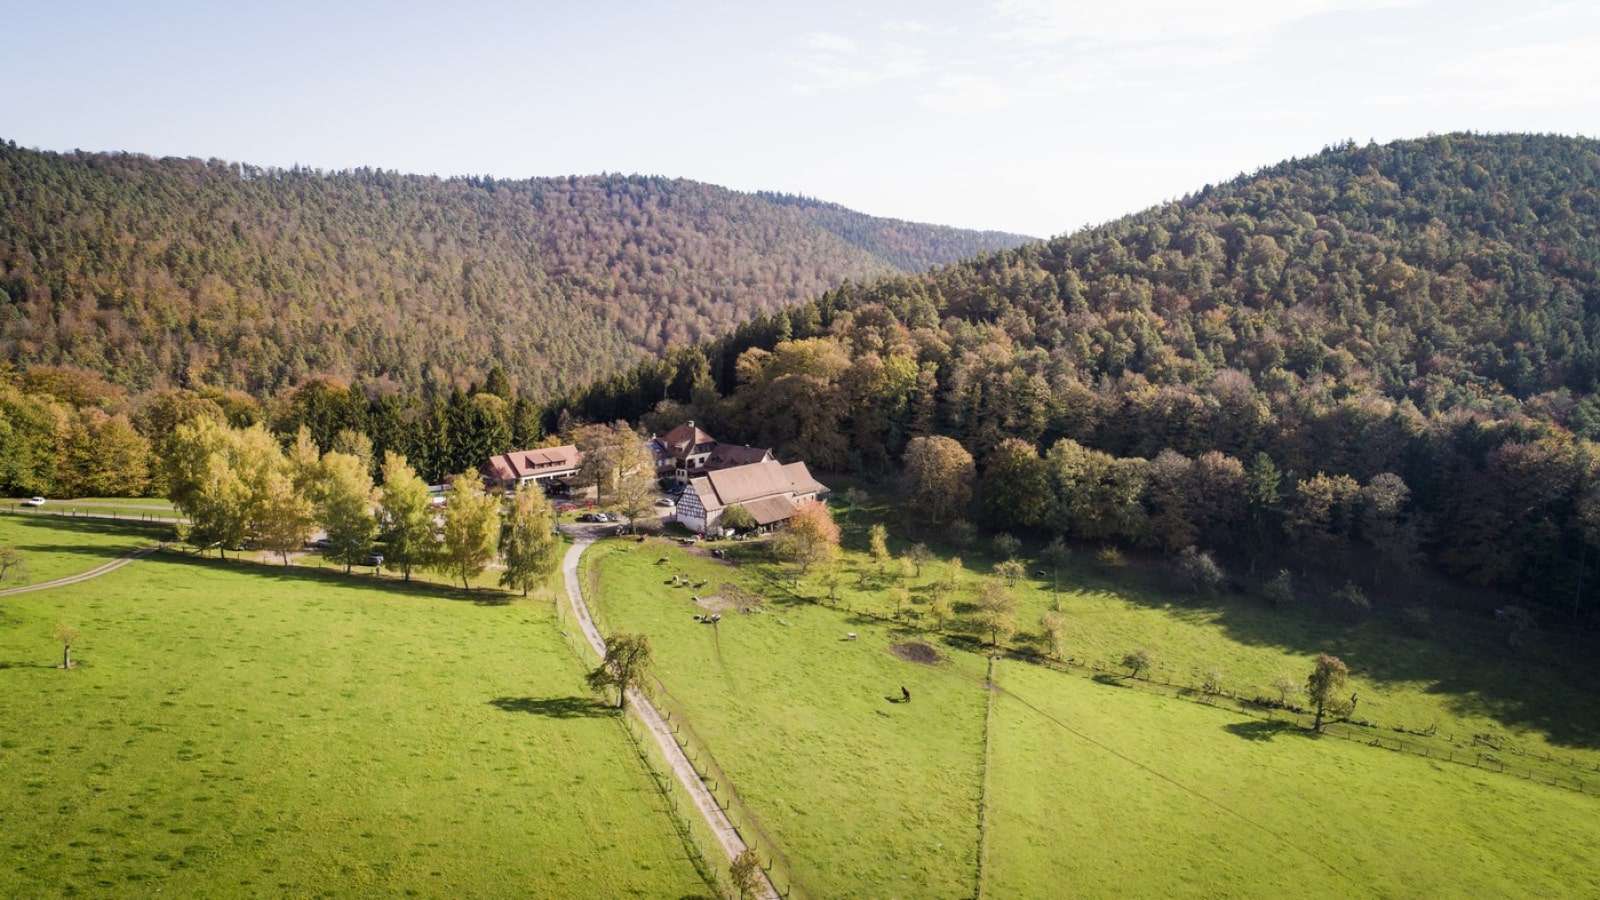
left=868, top=524, right=891, bottom=576
left=1264, top=569, right=1295, bottom=609
left=55, top=623, right=80, bottom=670
left=1122, top=648, right=1152, bottom=679
left=993, top=532, right=1021, bottom=560
left=1176, top=546, right=1224, bottom=597
left=842, top=487, right=868, bottom=520
left=0, top=546, right=25, bottom=584
left=1270, top=674, right=1298, bottom=705
left=890, top=586, right=911, bottom=620
left=994, top=558, right=1026, bottom=587
left=500, top=483, right=562, bottom=597
left=1305, top=653, right=1349, bottom=732
left=928, top=593, right=953, bottom=633
left=1040, top=537, right=1070, bottom=609
left=974, top=577, right=1018, bottom=649
left=587, top=633, right=654, bottom=710
left=773, top=501, right=841, bottom=583
left=1039, top=610, right=1067, bottom=660
left=906, top=542, right=933, bottom=578
left=729, top=848, right=764, bottom=899
left=1096, top=546, right=1125, bottom=570
left=949, top=519, right=977, bottom=549
left=1200, top=667, right=1224, bottom=695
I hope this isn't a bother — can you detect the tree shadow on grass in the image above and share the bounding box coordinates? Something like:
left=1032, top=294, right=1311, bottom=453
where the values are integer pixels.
left=149, top=549, right=515, bottom=607
left=1, top=512, right=173, bottom=542
left=1223, top=719, right=1302, bottom=742
left=1092, top=673, right=1133, bottom=688
left=489, top=696, right=616, bottom=718
left=0, top=660, right=54, bottom=671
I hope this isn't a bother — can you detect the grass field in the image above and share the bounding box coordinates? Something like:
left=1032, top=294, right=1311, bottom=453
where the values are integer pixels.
left=785, top=499, right=1600, bottom=772
left=5, top=497, right=180, bottom=520
left=582, top=540, right=988, bottom=898
left=986, top=659, right=1600, bottom=897
left=586, top=535, right=1600, bottom=896
left=0, top=542, right=712, bottom=897
left=0, top=514, right=167, bottom=587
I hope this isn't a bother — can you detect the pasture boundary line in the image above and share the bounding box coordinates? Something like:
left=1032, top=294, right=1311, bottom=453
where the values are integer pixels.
left=974, top=654, right=997, bottom=900
left=560, top=534, right=782, bottom=900
left=782, top=577, right=1599, bottom=796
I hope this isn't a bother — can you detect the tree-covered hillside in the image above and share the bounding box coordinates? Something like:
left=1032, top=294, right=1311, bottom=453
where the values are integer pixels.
left=571, top=134, right=1600, bottom=617
left=0, top=142, right=1031, bottom=394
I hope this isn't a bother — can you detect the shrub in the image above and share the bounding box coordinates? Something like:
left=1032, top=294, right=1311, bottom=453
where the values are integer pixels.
left=1270, top=674, right=1298, bottom=705
left=1175, top=546, right=1224, bottom=597
left=1200, top=667, right=1224, bottom=695
left=1332, top=581, right=1370, bottom=616
left=1121, top=648, right=1152, bottom=678
left=1264, top=569, right=1294, bottom=608
left=992, top=532, right=1022, bottom=560
left=1096, top=546, right=1125, bottom=570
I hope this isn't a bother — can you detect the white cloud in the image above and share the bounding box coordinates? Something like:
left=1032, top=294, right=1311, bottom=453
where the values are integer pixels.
left=990, top=0, right=1418, bottom=45
left=790, top=31, right=929, bottom=95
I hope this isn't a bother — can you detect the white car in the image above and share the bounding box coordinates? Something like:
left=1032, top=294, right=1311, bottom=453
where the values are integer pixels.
left=21, top=497, right=46, bottom=507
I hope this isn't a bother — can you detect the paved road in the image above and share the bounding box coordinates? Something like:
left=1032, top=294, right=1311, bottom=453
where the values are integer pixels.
left=0, top=545, right=157, bottom=597
left=560, top=527, right=779, bottom=899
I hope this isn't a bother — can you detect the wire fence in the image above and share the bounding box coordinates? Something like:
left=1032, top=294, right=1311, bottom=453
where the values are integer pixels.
left=578, top=542, right=803, bottom=898
left=751, top=564, right=1600, bottom=798
left=4, top=503, right=183, bottom=526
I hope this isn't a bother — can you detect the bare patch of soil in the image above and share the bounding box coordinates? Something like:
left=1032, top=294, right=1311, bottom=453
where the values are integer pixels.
left=694, top=583, right=764, bottom=613
left=889, top=641, right=943, bottom=665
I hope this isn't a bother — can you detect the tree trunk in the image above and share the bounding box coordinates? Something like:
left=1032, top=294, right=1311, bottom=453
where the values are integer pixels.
left=1313, top=702, right=1325, bottom=732
left=62, top=644, right=71, bottom=670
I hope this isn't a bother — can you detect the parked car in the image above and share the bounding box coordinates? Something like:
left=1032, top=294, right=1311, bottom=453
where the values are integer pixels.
left=654, top=498, right=675, bottom=508
left=594, top=513, right=611, bottom=522
left=305, top=538, right=332, bottom=551
left=362, top=553, right=385, bottom=568
left=577, top=513, right=599, bottom=523
left=21, top=497, right=46, bottom=507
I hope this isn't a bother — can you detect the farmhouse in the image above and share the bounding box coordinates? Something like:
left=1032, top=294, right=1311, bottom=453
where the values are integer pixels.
left=481, top=445, right=583, bottom=491
left=675, top=458, right=828, bottom=534
left=652, top=421, right=775, bottom=484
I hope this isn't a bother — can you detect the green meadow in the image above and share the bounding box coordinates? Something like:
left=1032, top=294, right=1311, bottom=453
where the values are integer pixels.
left=586, top=534, right=1600, bottom=896
left=0, top=528, right=711, bottom=898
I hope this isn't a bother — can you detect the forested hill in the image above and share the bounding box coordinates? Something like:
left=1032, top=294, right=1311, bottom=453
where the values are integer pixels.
left=572, top=133, right=1600, bottom=613
left=0, top=141, right=1032, bottom=394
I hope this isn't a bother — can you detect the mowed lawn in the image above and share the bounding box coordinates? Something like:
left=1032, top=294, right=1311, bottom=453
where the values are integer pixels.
left=986, top=659, right=1600, bottom=897
left=0, top=514, right=167, bottom=587
left=800, top=503, right=1600, bottom=770
left=583, top=539, right=989, bottom=899
left=0, top=552, right=711, bottom=898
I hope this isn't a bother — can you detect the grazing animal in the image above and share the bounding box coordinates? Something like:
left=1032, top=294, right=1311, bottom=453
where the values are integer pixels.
left=902, top=686, right=911, bottom=703
left=846, top=632, right=858, bottom=641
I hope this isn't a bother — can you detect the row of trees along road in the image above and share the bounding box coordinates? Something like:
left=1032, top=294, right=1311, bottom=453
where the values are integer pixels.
left=164, top=419, right=561, bottom=593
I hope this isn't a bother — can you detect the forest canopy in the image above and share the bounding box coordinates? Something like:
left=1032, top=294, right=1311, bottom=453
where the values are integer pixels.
left=0, top=141, right=1031, bottom=395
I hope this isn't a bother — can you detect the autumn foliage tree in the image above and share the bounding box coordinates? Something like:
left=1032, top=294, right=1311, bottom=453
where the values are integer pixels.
left=772, top=501, right=841, bottom=583
left=902, top=435, right=975, bottom=524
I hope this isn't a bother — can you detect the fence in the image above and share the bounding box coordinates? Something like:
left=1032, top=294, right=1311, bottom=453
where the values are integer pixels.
left=573, top=542, right=803, bottom=897
left=1025, top=653, right=1598, bottom=796
left=5, top=503, right=183, bottom=526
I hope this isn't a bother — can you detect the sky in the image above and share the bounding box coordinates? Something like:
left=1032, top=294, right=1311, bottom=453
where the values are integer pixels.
left=3, top=0, right=1598, bottom=237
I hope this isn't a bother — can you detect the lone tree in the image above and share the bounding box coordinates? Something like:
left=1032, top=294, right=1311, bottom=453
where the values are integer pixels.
left=1305, top=653, right=1349, bottom=732
left=1040, top=537, right=1070, bottom=609
left=772, top=501, right=841, bottom=583
left=1039, top=610, right=1067, bottom=660
left=868, top=523, right=891, bottom=576
left=1176, top=546, right=1224, bottom=598
left=906, top=542, right=933, bottom=578
left=974, top=577, right=1018, bottom=650
left=1122, top=648, right=1153, bottom=679
left=0, top=546, right=24, bottom=584
left=434, top=469, right=502, bottom=590
left=55, top=623, right=80, bottom=670
left=587, top=633, right=653, bottom=710
left=842, top=486, right=868, bottom=521
left=500, top=483, right=562, bottom=597
left=994, top=558, right=1026, bottom=587
left=992, top=532, right=1022, bottom=561
left=729, top=848, right=764, bottom=899
left=720, top=503, right=756, bottom=533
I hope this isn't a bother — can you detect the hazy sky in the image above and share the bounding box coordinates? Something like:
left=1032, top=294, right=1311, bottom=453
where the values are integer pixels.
left=5, top=1, right=1597, bottom=237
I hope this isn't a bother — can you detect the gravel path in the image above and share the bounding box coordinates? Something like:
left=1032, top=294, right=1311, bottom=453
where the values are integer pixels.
left=0, top=545, right=156, bottom=597
left=560, top=530, right=779, bottom=899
